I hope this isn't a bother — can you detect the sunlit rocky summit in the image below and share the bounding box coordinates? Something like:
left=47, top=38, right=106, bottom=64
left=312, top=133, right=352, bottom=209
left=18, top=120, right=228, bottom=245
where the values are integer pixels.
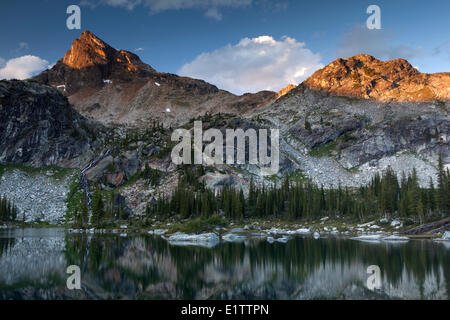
left=303, top=54, right=450, bottom=102
left=34, top=30, right=155, bottom=93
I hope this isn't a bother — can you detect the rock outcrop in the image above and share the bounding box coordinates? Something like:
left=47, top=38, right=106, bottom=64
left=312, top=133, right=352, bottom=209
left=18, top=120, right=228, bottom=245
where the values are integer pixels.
left=303, top=54, right=450, bottom=102
left=254, top=84, right=449, bottom=187
left=277, top=84, right=297, bottom=99
left=0, top=80, right=96, bottom=167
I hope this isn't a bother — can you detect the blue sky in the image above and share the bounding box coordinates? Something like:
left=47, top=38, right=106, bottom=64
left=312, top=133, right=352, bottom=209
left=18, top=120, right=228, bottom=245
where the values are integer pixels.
left=0, top=0, right=449, bottom=94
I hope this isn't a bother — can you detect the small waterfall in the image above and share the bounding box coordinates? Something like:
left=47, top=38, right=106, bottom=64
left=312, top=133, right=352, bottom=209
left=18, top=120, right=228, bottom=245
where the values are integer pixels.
left=80, top=149, right=112, bottom=225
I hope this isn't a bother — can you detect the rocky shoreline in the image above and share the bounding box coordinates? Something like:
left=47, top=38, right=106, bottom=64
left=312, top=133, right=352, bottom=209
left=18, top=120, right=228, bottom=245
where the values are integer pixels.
left=39, top=217, right=449, bottom=247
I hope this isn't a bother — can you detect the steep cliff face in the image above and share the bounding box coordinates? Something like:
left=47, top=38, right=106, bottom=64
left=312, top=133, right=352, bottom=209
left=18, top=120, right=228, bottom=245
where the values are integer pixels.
left=0, top=80, right=96, bottom=167
left=253, top=84, right=449, bottom=187
left=303, top=54, right=450, bottom=102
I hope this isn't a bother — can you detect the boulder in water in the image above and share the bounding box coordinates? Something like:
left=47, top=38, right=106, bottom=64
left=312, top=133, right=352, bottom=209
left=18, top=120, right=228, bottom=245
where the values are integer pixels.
left=222, top=233, right=247, bottom=242
left=435, top=231, right=450, bottom=241
left=382, top=235, right=409, bottom=242
left=296, top=228, right=312, bottom=234
left=276, top=236, right=291, bottom=243
left=352, top=234, right=383, bottom=242
left=167, top=232, right=220, bottom=248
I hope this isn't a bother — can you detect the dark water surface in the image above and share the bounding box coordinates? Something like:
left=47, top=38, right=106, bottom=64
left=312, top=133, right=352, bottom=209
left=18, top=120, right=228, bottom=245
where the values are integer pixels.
left=0, top=228, right=449, bottom=300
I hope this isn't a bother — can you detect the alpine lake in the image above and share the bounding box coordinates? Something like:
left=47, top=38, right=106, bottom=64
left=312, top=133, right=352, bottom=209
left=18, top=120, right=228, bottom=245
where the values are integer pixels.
left=0, top=228, right=449, bottom=300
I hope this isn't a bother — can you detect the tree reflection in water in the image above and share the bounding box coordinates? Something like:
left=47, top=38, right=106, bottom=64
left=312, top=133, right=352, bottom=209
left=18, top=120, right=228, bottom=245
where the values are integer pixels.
left=0, top=230, right=449, bottom=300
left=63, top=233, right=450, bottom=300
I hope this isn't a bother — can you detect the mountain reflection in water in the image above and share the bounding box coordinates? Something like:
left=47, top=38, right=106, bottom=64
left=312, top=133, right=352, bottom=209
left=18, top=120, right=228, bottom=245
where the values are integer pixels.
left=0, top=228, right=449, bottom=300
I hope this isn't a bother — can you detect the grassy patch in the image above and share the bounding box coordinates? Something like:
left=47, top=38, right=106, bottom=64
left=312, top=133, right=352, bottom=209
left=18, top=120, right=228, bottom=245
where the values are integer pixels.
left=262, top=170, right=308, bottom=184
left=167, top=215, right=227, bottom=234
left=65, top=176, right=83, bottom=221
left=0, top=163, right=75, bottom=180
left=345, top=166, right=360, bottom=174
left=309, top=140, right=339, bottom=157
left=288, top=169, right=309, bottom=183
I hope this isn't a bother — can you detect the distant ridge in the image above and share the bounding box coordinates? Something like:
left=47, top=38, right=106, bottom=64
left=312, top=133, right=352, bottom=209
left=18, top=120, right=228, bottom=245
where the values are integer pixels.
left=303, top=54, right=450, bottom=102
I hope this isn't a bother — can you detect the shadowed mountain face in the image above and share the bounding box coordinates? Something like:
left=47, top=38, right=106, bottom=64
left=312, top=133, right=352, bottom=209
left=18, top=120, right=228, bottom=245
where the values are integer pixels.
left=33, top=31, right=276, bottom=126
left=303, top=54, right=450, bottom=102
left=0, top=80, right=97, bottom=167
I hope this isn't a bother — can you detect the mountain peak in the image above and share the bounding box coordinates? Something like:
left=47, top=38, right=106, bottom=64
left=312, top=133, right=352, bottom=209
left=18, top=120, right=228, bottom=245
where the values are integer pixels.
left=62, top=31, right=117, bottom=69
left=347, top=54, right=376, bottom=62
left=60, top=30, right=153, bottom=74
left=33, top=30, right=155, bottom=94
left=79, top=30, right=98, bottom=40
left=303, top=54, right=450, bottom=102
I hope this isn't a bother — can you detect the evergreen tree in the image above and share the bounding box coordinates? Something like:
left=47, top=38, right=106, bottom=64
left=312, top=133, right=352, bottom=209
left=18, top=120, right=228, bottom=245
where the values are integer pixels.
left=147, top=165, right=448, bottom=224
left=0, top=195, right=18, bottom=222
left=437, top=154, right=447, bottom=214
left=91, top=187, right=105, bottom=226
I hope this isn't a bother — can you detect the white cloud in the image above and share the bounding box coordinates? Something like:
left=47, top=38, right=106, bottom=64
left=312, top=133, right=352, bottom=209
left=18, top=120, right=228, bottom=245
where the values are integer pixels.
left=18, top=42, right=29, bottom=51
left=10, top=42, right=30, bottom=55
left=0, top=57, right=5, bottom=68
left=0, top=55, right=50, bottom=80
left=257, top=0, right=289, bottom=12
left=134, top=47, right=144, bottom=52
left=336, top=25, right=423, bottom=61
left=81, top=0, right=252, bottom=19
left=80, top=0, right=142, bottom=10
left=111, top=0, right=142, bottom=10
left=204, top=7, right=222, bottom=20
left=145, top=0, right=252, bottom=19
left=143, top=0, right=252, bottom=12
left=106, top=0, right=142, bottom=10
left=178, top=35, right=323, bottom=95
